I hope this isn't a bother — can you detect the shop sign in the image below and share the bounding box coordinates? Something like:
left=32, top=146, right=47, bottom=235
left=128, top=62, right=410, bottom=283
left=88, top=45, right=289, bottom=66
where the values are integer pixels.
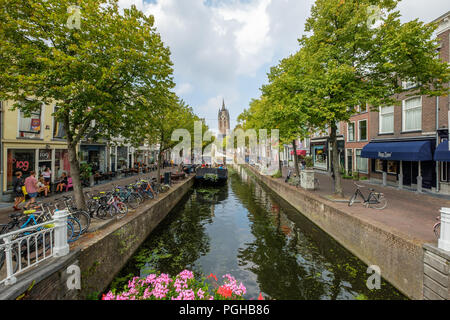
left=39, top=150, right=52, bottom=161
left=378, top=152, right=392, bottom=159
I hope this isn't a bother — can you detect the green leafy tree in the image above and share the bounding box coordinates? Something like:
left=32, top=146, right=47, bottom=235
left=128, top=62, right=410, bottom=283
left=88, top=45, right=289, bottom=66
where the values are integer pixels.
left=0, top=0, right=174, bottom=208
left=252, top=0, right=449, bottom=197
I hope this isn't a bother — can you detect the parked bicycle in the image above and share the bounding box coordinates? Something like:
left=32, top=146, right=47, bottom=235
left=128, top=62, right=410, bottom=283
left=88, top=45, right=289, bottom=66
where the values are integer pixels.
left=348, top=182, right=387, bottom=210
left=434, top=216, right=441, bottom=239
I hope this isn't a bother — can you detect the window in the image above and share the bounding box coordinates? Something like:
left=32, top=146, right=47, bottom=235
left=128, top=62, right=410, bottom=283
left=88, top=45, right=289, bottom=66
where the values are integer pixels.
left=402, top=97, right=422, bottom=132
left=358, top=120, right=367, bottom=141
left=387, top=161, right=398, bottom=174
left=53, top=106, right=66, bottom=139
left=374, top=159, right=383, bottom=172
left=6, top=149, right=36, bottom=190
left=402, top=80, right=417, bottom=90
left=335, top=121, right=341, bottom=135
left=359, top=104, right=368, bottom=113
left=356, top=149, right=368, bottom=173
left=18, top=107, right=42, bottom=139
left=441, top=162, right=450, bottom=182
left=313, top=145, right=327, bottom=169
left=379, top=106, right=394, bottom=134
left=347, top=122, right=355, bottom=142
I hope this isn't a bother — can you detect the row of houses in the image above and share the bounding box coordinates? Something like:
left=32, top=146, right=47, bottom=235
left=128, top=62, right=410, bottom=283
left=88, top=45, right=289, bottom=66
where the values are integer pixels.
left=280, top=11, right=450, bottom=195
left=0, top=100, right=163, bottom=202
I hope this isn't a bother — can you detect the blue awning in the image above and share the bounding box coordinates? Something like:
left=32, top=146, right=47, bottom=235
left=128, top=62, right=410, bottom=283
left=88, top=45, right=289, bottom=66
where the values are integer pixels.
left=361, top=140, right=433, bottom=161
left=435, top=140, right=450, bottom=162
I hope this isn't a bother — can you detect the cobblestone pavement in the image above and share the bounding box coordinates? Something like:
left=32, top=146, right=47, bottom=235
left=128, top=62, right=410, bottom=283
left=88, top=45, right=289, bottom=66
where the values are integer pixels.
left=280, top=166, right=449, bottom=243
left=0, top=167, right=181, bottom=225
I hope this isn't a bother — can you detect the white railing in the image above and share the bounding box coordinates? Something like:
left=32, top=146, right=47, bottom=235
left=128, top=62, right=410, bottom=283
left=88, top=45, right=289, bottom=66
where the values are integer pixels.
left=0, top=210, right=69, bottom=286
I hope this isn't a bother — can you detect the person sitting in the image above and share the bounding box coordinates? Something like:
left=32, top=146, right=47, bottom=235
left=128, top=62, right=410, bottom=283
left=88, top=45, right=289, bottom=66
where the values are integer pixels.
left=37, top=177, right=49, bottom=197
left=56, top=172, right=68, bottom=193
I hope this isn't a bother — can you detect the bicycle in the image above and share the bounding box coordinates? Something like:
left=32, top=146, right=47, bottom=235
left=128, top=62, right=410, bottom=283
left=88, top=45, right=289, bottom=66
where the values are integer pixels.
left=348, top=182, right=387, bottom=210
left=433, top=216, right=441, bottom=239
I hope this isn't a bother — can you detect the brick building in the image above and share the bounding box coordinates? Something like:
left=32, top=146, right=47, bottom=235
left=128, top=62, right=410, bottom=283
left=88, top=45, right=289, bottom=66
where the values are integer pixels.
left=361, top=11, right=450, bottom=193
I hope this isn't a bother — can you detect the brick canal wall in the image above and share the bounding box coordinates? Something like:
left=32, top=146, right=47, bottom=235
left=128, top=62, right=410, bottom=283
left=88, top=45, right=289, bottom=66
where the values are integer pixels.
left=1, top=176, right=194, bottom=300
left=244, top=165, right=424, bottom=300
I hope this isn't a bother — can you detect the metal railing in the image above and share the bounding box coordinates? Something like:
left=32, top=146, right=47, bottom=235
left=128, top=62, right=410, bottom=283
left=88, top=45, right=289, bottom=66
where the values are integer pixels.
left=0, top=210, right=69, bottom=286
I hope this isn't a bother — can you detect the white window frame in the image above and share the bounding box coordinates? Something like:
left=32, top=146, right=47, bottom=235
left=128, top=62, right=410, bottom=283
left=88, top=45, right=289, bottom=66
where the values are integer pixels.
left=402, top=96, right=422, bottom=132
left=347, top=122, right=355, bottom=142
left=379, top=106, right=394, bottom=134
left=358, top=120, right=368, bottom=142
left=402, top=80, right=417, bottom=90
left=355, top=149, right=368, bottom=174
left=17, top=103, right=43, bottom=139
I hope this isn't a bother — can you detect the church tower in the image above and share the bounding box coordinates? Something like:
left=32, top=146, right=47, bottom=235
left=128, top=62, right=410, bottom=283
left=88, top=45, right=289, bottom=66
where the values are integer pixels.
left=218, top=99, right=230, bottom=137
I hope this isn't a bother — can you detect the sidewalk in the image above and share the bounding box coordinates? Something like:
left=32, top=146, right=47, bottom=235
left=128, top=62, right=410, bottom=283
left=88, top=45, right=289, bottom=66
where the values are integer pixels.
left=280, top=166, right=449, bottom=243
left=0, top=167, right=180, bottom=225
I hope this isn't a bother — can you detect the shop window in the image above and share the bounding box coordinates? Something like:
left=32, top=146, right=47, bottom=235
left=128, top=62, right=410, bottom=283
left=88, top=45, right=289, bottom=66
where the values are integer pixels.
left=7, top=149, right=36, bottom=190
left=402, top=97, right=422, bottom=132
left=379, top=106, right=394, bottom=134
left=55, top=149, right=70, bottom=179
left=374, top=159, right=384, bottom=172
left=358, top=120, right=367, bottom=141
left=18, top=107, right=42, bottom=139
left=387, top=161, right=398, bottom=174
left=356, top=149, right=368, bottom=173
left=441, top=162, right=450, bottom=183
left=347, top=122, right=355, bottom=142
left=313, top=145, right=327, bottom=169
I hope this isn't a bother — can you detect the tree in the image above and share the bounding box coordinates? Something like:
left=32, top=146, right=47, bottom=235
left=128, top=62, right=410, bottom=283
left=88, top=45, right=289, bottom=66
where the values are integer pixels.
left=253, top=0, right=449, bottom=197
left=0, top=0, right=174, bottom=208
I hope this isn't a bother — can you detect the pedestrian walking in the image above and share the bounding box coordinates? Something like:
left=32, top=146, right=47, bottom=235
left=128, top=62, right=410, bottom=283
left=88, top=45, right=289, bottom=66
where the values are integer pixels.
left=12, top=171, right=25, bottom=211
left=24, top=171, right=38, bottom=210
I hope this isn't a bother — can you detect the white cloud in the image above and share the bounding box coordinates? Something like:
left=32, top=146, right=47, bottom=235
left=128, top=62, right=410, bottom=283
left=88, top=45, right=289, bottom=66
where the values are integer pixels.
left=175, top=82, right=193, bottom=96
left=116, top=0, right=449, bottom=131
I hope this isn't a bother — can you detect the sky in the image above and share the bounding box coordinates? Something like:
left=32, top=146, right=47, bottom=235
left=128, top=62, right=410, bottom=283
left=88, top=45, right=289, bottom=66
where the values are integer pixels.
left=117, top=0, right=450, bottom=132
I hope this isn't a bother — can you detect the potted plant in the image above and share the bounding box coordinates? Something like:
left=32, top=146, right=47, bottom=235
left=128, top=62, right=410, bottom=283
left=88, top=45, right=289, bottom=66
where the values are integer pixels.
left=80, top=163, right=93, bottom=187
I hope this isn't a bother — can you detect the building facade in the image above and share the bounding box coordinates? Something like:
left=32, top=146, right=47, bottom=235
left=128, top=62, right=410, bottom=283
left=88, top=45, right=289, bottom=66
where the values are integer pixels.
left=361, top=11, right=450, bottom=193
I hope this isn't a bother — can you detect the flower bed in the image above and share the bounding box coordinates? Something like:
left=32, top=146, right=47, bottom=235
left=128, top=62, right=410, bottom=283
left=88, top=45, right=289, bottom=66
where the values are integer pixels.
left=102, top=270, right=257, bottom=301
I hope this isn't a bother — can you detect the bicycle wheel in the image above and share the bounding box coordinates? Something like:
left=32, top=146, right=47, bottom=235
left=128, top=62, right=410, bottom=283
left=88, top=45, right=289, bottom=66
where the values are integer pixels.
left=434, top=222, right=440, bottom=239
left=71, top=210, right=91, bottom=234
left=114, top=202, right=128, bottom=220
left=348, top=193, right=358, bottom=207
left=126, top=194, right=140, bottom=209
left=368, top=194, right=387, bottom=210
left=67, top=217, right=82, bottom=243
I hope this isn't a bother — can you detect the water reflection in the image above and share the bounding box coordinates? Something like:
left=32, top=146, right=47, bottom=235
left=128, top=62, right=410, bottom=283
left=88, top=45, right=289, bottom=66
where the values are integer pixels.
left=110, top=167, right=406, bottom=300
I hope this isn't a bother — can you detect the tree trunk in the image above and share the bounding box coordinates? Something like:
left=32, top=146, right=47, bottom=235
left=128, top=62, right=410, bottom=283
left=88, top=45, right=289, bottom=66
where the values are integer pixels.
left=157, top=146, right=163, bottom=184
left=67, top=142, right=86, bottom=210
left=292, top=139, right=300, bottom=178
left=330, top=125, right=344, bottom=198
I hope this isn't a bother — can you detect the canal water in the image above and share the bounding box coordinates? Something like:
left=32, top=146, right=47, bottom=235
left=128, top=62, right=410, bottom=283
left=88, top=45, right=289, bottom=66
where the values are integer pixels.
left=109, top=167, right=406, bottom=300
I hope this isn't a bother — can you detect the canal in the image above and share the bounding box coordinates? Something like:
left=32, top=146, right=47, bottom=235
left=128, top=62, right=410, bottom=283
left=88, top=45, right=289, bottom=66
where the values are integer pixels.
left=109, top=167, right=406, bottom=300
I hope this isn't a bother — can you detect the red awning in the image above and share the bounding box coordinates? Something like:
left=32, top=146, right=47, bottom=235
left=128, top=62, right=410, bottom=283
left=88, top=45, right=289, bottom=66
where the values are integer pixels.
left=290, top=150, right=307, bottom=156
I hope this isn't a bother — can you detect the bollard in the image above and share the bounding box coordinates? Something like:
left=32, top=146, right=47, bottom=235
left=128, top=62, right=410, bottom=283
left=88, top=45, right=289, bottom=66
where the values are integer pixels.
left=53, top=210, right=70, bottom=257
left=439, top=207, right=450, bottom=252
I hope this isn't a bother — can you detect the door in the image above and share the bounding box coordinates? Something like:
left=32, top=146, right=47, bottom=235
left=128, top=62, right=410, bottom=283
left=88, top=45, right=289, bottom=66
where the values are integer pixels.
left=346, top=149, right=353, bottom=175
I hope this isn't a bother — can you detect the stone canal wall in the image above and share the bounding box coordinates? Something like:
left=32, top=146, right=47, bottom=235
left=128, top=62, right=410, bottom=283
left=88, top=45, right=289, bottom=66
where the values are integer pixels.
left=423, top=244, right=450, bottom=300
left=244, top=165, right=424, bottom=300
left=1, top=176, right=194, bottom=300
